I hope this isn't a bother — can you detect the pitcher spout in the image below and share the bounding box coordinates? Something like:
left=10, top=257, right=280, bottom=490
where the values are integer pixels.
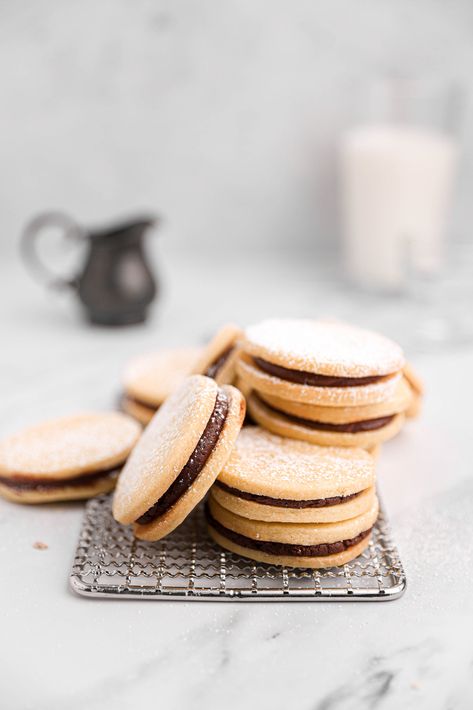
left=88, top=214, right=158, bottom=243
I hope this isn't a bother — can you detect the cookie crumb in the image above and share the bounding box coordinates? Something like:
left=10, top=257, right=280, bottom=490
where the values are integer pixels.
left=33, top=541, right=48, bottom=550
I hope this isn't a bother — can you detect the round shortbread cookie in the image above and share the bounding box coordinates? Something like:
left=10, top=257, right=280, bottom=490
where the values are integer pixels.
left=120, top=395, right=154, bottom=426
left=258, top=376, right=412, bottom=424
left=242, top=319, right=405, bottom=378
left=0, top=412, right=141, bottom=479
left=0, top=472, right=117, bottom=505
left=403, top=364, right=424, bottom=418
left=368, top=444, right=381, bottom=460
left=234, top=375, right=252, bottom=400
left=122, top=347, right=200, bottom=408
left=208, top=526, right=371, bottom=569
left=218, top=427, right=374, bottom=500
left=208, top=495, right=379, bottom=546
left=207, top=496, right=378, bottom=569
left=113, top=375, right=246, bottom=541
left=237, top=354, right=402, bottom=407
left=0, top=412, right=140, bottom=504
left=247, top=393, right=404, bottom=449
left=210, top=485, right=376, bottom=524
left=191, top=323, right=242, bottom=385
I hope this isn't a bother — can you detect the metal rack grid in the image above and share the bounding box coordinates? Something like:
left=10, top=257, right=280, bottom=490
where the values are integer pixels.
left=70, top=494, right=406, bottom=601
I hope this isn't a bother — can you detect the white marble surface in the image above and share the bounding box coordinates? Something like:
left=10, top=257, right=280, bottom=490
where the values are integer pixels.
left=1, top=251, right=473, bottom=709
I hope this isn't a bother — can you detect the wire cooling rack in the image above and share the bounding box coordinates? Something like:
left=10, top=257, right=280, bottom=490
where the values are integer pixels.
left=70, top=494, right=406, bottom=601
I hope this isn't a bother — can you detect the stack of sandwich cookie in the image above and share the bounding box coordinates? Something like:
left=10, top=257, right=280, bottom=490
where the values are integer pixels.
left=113, top=375, right=245, bottom=541
left=237, top=319, right=410, bottom=449
left=191, top=323, right=242, bottom=384
left=207, top=427, right=378, bottom=568
left=121, top=347, right=200, bottom=425
left=0, top=412, right=141, bottom=503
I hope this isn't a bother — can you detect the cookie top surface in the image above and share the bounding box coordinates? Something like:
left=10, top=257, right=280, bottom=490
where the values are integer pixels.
left=0, top=412, right=141, bottom=479
left=123, top=347, right=200, bottom=406
left=242, top=319, right=405, bottom=377
left=113, top=375, right=236, bottom=524
left=218, top=426, right=375, bottom=500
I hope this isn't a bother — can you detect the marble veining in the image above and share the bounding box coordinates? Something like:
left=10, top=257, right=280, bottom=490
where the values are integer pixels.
left=1, top=252, right=473, bottom=709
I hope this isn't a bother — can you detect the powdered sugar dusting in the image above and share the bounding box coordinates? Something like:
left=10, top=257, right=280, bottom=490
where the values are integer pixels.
left=0, top=413, right=141, bottom=477
left=219, top=426, right=375, bottom=499
left=244, top=319, right=405, bottom=377
left=237, top=356, right=402, bottom=407
left=113, top=375, right=217, bottom=522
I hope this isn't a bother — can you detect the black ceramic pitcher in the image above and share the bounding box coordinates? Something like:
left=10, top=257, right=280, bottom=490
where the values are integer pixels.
left=21, top=212, right=159, bottom=325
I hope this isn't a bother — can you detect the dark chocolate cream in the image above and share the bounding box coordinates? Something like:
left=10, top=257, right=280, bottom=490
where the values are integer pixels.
left=0, top=467, right=119, bottom=492
left=205, top=346, right=234, bottom=379
left=257, top=395, right=395, bottom=433
left=214, top=480, right=362, bottom=509
left=253, top=357, right=385, bottom=388
left=206, top=505, right=372, bottom=557
left=136, top=390, right=229, bottom=525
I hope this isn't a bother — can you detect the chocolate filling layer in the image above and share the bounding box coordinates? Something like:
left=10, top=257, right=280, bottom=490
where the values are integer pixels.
left=257, top=395, right=395, bottom=433
left=206, top=505, right=372, bottom=557
left=205, top=346, right=234, bottom=379
left=214, top=480, right=361, bottom=508
left=0, top=467, right=118, bottom=492
left=254, top=357, right=384, bottom=388
left=136, top=391, right=229, bottom=525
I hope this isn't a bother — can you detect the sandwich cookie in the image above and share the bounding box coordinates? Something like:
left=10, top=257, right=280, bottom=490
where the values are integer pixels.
left=121, top=347, right=200, bottom=425
left=192, top=323, right=242, bottom=385
left=246, top=377, right=411, bottom=448
left=207, top=496, right=379, bottom=569
left=237, top=319, right=405, bottom=407
left=211, top=427, right=376, bottom=523
left=0, top=412, right=141, bottom=504
left=257, top=376, right=411, bottom=425
left=113, top=375, right=245, bottom=541
left=403, top=363, right=424, bottom=418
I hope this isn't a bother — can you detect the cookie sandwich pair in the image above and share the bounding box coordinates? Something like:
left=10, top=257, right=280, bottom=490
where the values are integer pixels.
left=112, top=375, right=379, bottom=569
left=120, top=324, right=242, bottom=425
left=207, top=427, right=378, bottom=568
left=0, top=413, right=141, bottom=504
left=237, top=319, right=413, bottom=450
left=113, top=375, right=246, bottom=540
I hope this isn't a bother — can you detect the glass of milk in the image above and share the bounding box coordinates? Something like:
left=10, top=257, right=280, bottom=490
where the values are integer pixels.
left=340, top=77, right=461, bottom=291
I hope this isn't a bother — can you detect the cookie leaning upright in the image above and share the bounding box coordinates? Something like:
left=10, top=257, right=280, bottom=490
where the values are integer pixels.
left=237, top=319, right=408, bottom=449
left=0, top=413, right=141, bottom=504
left=191, top=323, right=242, bottom=385
left=113, top=375, right=246, bottom=541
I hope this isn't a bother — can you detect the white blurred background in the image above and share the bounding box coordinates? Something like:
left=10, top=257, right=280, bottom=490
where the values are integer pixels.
left=1, top=0, right=472, bottom=260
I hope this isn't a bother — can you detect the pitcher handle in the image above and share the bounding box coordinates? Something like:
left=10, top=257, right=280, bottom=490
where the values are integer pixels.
left=20, top=212, right=85, bottom=290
